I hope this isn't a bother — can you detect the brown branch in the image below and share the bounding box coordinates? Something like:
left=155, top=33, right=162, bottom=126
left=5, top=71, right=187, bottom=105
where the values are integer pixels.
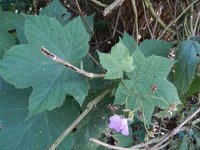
left=40, top=46, right=105, bottom=79
left=112, top=5, right=122, bottom=38
left=158, top=0, right=200, bottom=39
left=90, top=0, right=108, bottom=7
left=103, top=0, right=125, bottom=16
left=48, top=89, right=110, bottom=150
left=149, top=107, right=200, bottom=150
left=144, top=0, right=175, bottom=34
left=74, top=0, right=96, bottom=37
left=130, top=0, right=139, bottom=43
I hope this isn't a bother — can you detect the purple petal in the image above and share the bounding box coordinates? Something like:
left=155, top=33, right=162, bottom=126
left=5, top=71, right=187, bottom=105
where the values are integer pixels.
left=108, top=115, right=122, bottom=132
left=120, top=118, right=129, bottom=136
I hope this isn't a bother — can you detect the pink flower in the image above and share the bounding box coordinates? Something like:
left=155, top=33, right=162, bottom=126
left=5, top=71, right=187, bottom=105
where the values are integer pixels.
left=108, top=115, right=129, bottom=136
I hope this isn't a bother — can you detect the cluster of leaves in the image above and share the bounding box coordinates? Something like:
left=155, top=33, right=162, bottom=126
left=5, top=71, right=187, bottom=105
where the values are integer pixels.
left=0, top=0, right=199, bottom=149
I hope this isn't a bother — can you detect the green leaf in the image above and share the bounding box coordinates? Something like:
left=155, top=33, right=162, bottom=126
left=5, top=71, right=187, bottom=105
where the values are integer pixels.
left=174, top=40, right=200, bottom=95
left=98, top=41, right=134, bottom=79
left=0, top=31, right=15, bottom=59
left=190, top=36, right=200, bottom=44
left=17, top=0, right=72, bottom=44
left=0, top=79, right=79, bottom=150
left=0, top=11, right=24, bottom=58
left=154, top=109, right=174, bottom=119
left=73, top=97, right=113, bottom=150
left=15, top=16, right=26, bottom=44
left=139, top=39, right=173, bottom=57
left=122, top=32, right=137, bottom=54
left=114, top=49, right=180, bottom=125
left=0, top=15, right=89, bottom=117
left=40, top=0, right=71, bottom=25
left=113, top=133, right=132, bottom=147
left=182, top=76, right=200, bottom=99
left=179, top=136, right=189, bottom=150
left=192, top=126, right=200, bottom=147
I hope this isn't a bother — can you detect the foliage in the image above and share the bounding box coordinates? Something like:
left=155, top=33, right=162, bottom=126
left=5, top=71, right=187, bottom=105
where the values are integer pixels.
left=174, top=39, right=200, bottom=95
left=98, top=40, right=134, bottom=79
left=0, top=0, right=199, bottom=150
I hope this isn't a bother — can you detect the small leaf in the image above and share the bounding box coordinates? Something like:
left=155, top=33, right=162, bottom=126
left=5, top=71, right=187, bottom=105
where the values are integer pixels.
left=98, top=41, right=134, bottom=79
left=114, top=49, right=180, bottom=125
left=139, top=39, right=173, bottom=57
left=113, top=133, right=132, bottom=147
left=0, top=11, right=24, bottom=58
left=0, top=79, right=79, bottom=150
left=174, top=40, right=200, bottom=95
left=40, top=0, right=71, bottom=25
left=154, top=109, right=174, bottom=119
left=0, top=15, right=90, bottom=117
left=121, top=32, right=137, bottom=54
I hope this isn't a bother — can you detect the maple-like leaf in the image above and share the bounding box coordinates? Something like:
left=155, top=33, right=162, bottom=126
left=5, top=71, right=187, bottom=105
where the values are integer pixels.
left=0, top=15, right=90, bottom=117
left=114, top=49, right=180, bottom=125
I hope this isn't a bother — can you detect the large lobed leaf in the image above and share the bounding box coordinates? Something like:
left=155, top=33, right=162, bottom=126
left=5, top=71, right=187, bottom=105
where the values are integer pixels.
left=0, top=79, right=79, bottom=150
left=174, top=39, right=200, bottom=95
left=0, top=15, right=90, bottom=117
left=114, top=49, right=180, bottom=125
left=98, top=41, right=134, bottom=79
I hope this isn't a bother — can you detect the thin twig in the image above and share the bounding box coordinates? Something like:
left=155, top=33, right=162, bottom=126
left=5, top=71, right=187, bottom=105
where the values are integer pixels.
left=131, top=114, right=200, bottom=149
left=112, top=5, right=122, bottom=38
left=48, top=89, right=110, bottom=150
left=90, top=0, right=108, bottom=7
left=149, top=107, right=200, bottom=150
left=193, top=10, right=200, bottom=35
left=158, top=0, right=200, bottom=39
left=144, top=0, right=175, bottom=34
left=156, top=139, right=172, bottom=150
left=152, top=5, right=163, bottom=39
left=103, top=0, right=125, bottom=16
left=130, top=0, right=139, bottom=43
left=131, top=134, right=168, bottom=149
left=41, top=46, right=105, bottom=79
left=90, top=138, right=142, bottom=150
left=87, top=52, right=106, bottom=73
left=142, top=1, right=153, bottom=39
left=74, top=0, right=96, bottom=37
left=190, top=4, right=194, bottom=35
